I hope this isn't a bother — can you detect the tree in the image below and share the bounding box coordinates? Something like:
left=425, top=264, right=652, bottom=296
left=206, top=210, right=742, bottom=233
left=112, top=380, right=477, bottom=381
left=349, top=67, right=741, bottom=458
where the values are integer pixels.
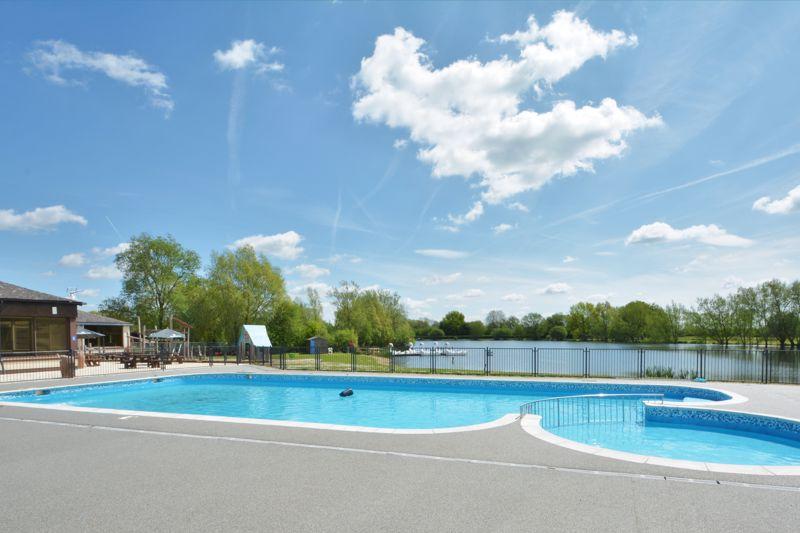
left=613, top=301, right=651, bottom=342
left=485, top=310, right=507, bottom=330
left=206, top=246, right=287, bottom=343
left=591, top=302, right=615, bottom=341
left=116, top=234, right=200, bottom=329
left=440, top=311, right=467, bottom=337
left=521, top=313, right=544, bottom=339
left=567, top=302, right=595, bottom=341
left=96, top=296, right=136, bottom=324
left=548, top=325, right=567, bottom=341
left=694, top=295, right=735, bottom=346
left=466, top=320, right=486, bottom=337
left=329, top=282, right=413, bottom=346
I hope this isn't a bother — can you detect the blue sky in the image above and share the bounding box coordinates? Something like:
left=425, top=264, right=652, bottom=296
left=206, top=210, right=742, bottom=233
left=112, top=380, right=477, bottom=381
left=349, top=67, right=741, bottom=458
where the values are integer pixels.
left=2, top=1, right=800, bottom=322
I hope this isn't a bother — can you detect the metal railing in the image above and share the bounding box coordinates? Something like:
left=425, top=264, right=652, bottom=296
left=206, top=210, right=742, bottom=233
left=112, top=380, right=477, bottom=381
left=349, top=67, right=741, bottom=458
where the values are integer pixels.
left=4, top=345, right=800, bottom=385
left=519, top=393, right=664, bottom=429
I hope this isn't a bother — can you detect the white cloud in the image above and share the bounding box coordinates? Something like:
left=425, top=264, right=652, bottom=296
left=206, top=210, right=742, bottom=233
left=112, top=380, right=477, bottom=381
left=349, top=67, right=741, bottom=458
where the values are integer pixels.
left=328, top=253, right=362, bottom=264
left=213, top=39, right=283, bottom=73
left=492, top=223, right=516, bottom=234
left=352, top=12, right=660, bottom=203
left=752, top=184, right=800, bottom=215
left=28, top=40, right=173, bottom=114
left=58, top=252, right=86, bottom=267
left=403, top=296, right=436, bottom=313
left=415, top=248, right=468, bottom=259
left=41, top=270, right=55, bottom=277
left=228, top=231, right=304, bottom=260
left=446, top=288, right=485, bottom=300
left=625, top=222, right=753, bottom=247
left=290, top=263, right=330, bottom=279
left=721, top=276, right=744, bottom=290
left=289, top=281, right=331, bottom=296
left=85, top=265, right=122, bottom=280
left=501, top=293, right=525, bottom=302
left=92, top=242, right=130, bottom=257
left=422, top=272, right=462, bottom=285
left=562, top=255, right=577, bottom=263
left=393, top=138, right=409, bottom=150
left=0, top=205, right=87, bottom=231
left=507, top=202, right=529, bottom=212
left=538, top=282, right=572, bottom=294
left=76, top=288, right=100, bottom=298
left=447, top=201, right=484, bottom=227
left=585, top=292, right=613, bottom=302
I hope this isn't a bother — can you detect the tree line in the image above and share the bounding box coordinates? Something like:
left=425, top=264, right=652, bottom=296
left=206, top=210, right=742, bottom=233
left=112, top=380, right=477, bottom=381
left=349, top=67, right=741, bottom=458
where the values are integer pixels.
left=412, top=280, right=800, bottom=348
left=98, top=234, right=414, bottom=348
left=99, top=234, right=800, bottom=349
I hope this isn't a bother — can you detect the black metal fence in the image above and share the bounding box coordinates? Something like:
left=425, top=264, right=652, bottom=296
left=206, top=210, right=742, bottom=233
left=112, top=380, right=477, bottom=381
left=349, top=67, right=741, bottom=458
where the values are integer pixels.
left=0, top=345, right=240, bottom=383
left=248, top=346, right=800, bottom=385
left=3, top=346, right=800, bottom=385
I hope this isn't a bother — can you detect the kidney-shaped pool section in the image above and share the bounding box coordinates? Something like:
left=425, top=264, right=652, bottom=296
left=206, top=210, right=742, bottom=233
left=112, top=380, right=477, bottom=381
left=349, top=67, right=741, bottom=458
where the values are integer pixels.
left=0, top=373, right=726, bottom=429
left=2, top=373, right=799, bottom=470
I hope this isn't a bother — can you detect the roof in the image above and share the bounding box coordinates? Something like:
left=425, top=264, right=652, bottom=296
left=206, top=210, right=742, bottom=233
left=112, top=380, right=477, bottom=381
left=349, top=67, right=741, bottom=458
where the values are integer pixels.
left=0, top=280, right=82, bottom=304
left=241, top=324, right=272, bottom=347
left=148, top=328, right=185, bottom=340
left=76, top=326, right=105, bottom=338
left=77, top=309, right=131, bottom=326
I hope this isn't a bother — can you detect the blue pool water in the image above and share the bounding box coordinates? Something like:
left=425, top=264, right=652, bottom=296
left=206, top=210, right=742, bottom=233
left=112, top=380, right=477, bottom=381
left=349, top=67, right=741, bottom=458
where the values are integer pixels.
left=2, top=373, right=799, bottom=466
left=554, top=421, right=800, bottom=466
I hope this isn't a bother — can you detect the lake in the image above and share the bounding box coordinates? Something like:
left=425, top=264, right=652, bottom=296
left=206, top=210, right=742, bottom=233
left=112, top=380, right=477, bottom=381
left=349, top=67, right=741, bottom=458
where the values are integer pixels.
left=394, top=339, right=799, bottom=383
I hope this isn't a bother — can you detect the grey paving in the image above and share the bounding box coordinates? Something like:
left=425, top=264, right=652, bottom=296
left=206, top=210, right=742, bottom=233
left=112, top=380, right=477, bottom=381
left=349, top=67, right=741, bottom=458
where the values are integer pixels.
left=1, top=366, right=800, bottom=531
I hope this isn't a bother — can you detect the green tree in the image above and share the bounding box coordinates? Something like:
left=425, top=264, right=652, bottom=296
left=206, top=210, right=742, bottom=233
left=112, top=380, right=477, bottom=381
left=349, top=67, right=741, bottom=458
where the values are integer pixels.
left=694, top=295, right=735, bottom=346
left=548, top=325, right=567, bottom=341
left=521, top=313, right=544, bottom=339
left=440, top=311, right=467, bottom=337
left=96, top=296, right=136, bottom=324
left=206, top=246, right=287, bottom=343
left=466, top=320, right=486, bottom=337
left=567, top=302, right=596, bottom=340
left=329, top=282, right=413, bottom=346
left=116, top=234, right=201, bottom=329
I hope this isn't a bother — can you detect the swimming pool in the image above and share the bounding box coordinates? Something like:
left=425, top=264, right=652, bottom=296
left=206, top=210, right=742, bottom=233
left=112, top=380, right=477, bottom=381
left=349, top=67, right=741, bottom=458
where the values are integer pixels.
left=0, top=373, right=724, bottom=429
left=2, top=372, right=798, bottom=471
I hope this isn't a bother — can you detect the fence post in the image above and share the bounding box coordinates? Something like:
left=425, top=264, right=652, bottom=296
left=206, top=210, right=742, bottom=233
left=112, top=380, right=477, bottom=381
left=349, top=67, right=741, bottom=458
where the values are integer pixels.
left=351, top=346, right=356, bottom=372
left=583, top=348, right=590, bottom=378
left=637, top=349, right=644, bottom=379
left=700, top=348, right=706, bottom=380
left=315, top=348, right=320, bottom=371
left=430, top=348, right=435, bottom=374
left=534, top=347, right=538, bottom=377
left=390, top=349, right=395, bottom=373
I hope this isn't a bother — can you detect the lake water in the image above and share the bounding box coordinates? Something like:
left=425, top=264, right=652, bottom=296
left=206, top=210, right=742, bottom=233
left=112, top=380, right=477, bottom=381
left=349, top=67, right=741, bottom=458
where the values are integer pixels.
left=396, top=340, right=799, bottom=383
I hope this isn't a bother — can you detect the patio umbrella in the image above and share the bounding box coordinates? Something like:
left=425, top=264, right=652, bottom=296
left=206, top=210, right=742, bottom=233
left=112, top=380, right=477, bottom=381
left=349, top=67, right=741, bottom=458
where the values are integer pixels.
left=76, top=327, right=105, bottom=339
left=148, top=328, right=185, bottom=340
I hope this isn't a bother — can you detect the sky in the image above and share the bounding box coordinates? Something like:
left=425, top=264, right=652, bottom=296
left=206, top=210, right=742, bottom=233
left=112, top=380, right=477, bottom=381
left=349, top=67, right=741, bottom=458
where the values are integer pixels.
left=2, top=1, right=800, bottom=322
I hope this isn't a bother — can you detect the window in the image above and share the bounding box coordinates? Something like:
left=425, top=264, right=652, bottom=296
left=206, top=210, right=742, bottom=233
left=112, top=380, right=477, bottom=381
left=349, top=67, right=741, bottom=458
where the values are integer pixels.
left=35, top=318, right=68, bottom=352
left=0, top=320, right=11, bottom=351
left=0, top=319, right=33, bottom=352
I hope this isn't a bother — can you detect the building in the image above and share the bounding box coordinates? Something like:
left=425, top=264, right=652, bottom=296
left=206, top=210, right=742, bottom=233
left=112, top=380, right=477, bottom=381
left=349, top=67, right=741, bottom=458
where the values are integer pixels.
left=77, top=310, right=131, bottom=350
left=238, top=324, right=272, bottom=360
left=0, top=280, right=81, bottom=353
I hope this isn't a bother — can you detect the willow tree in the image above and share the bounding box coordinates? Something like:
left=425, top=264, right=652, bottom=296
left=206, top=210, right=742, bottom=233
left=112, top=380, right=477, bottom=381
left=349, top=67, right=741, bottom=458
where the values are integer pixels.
left=206, top=246, right=286, bottom=343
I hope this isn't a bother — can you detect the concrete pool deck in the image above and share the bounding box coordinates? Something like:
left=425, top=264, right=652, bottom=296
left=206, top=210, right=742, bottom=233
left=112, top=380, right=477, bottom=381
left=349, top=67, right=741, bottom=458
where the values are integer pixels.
left=1, top=366, right=799, bottom=531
